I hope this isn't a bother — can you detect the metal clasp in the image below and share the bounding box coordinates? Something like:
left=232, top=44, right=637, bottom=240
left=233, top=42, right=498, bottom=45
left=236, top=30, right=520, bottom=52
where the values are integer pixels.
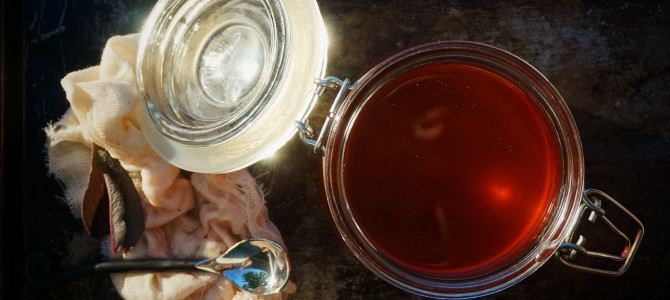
left=294, top=77, right=356, bottom=154
left=556, top=189, right=644, bottom=276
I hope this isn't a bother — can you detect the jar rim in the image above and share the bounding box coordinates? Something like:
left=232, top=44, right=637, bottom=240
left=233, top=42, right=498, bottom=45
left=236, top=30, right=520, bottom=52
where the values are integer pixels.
left=322, top=41, right=585, bottom=298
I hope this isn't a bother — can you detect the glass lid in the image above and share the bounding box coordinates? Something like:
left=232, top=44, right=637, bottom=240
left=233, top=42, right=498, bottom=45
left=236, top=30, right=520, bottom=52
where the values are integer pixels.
left=136, top=0, right=327, bottom=173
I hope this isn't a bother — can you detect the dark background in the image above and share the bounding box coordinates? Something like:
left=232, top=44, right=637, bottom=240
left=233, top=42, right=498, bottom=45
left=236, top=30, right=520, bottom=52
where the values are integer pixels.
left=2, top=0, right=669, bottom=299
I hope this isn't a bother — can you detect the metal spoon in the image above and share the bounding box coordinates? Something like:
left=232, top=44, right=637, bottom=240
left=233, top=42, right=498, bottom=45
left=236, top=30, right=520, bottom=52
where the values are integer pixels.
left=195, top=239, right=291, bottom=295
left=25, top=239, right=290, bottom=296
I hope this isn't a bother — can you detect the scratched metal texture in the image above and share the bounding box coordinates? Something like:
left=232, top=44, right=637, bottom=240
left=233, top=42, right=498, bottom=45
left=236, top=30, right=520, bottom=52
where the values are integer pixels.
left=11, top=0, right=670, bottom=299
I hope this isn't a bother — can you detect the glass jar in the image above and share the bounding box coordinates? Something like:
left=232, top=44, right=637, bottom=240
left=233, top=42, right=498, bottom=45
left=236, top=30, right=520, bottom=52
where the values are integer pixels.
left=319, top=41, right=643, bottom=298
left=136, top=0, right=644, bottom=298
left=136, top=0, right=327, bottom=173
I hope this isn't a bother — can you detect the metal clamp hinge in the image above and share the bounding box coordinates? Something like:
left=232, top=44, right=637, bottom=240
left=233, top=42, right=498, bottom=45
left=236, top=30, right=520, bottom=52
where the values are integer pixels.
left=294, top=77, right=356, bottom=154
left=556, top=189, right=644, bottom=276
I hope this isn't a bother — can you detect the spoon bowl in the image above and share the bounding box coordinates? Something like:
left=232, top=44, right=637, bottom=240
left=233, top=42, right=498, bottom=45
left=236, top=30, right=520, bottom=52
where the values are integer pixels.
left=195, top=239, right=291, bottom=295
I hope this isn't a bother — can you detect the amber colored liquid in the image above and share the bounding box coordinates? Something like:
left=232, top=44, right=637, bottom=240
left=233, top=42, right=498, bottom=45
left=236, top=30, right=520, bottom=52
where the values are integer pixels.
left=342, top=63, right=561, bottom=278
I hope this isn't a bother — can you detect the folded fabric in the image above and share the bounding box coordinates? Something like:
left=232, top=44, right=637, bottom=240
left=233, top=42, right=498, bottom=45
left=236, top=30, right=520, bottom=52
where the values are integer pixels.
left=45, top=34, right=295, bottom=299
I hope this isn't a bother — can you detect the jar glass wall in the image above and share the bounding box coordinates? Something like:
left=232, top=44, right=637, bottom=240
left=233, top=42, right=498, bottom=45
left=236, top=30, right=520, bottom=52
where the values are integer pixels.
left=322, top=41, right=585, bottom=299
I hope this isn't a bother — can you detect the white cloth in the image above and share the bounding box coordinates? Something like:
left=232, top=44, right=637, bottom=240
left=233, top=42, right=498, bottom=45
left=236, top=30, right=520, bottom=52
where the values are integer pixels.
left=45, top=34, right=295, bottom=300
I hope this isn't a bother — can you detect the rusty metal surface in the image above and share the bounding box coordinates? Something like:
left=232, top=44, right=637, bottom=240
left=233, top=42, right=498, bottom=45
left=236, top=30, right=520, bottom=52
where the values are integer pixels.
left=8, top=0, right=669, bottom=299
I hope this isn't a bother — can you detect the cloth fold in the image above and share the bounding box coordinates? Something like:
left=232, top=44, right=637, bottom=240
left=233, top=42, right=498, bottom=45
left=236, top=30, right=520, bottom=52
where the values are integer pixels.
left=45, top=34, right=295, bottom=299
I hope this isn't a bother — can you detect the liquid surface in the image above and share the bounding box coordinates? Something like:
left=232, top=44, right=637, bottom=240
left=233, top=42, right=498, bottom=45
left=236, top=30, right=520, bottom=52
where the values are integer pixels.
left=343, top=63, right=561, bottom=278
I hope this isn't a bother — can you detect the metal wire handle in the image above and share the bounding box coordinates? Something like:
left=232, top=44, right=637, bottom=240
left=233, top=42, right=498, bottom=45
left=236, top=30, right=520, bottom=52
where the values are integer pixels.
left=294, top=77, right=356, bottom=154
left=556, top=189, right=644, bottom=276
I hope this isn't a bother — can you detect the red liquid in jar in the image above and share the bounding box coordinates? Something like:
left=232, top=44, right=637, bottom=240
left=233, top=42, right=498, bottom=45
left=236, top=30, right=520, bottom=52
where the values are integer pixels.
left=342, top=63, right=561, bottom=278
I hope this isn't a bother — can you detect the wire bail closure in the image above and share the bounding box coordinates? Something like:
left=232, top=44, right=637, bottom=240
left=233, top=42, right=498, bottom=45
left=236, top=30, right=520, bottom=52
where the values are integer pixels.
left=294, top=77, right=356, bottom=154
left=556, top=189, right=644, bottom=276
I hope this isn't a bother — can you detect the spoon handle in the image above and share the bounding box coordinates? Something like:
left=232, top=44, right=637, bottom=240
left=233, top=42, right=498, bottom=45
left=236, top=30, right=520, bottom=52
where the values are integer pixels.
left=26, top=253, right=202, bottom=288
